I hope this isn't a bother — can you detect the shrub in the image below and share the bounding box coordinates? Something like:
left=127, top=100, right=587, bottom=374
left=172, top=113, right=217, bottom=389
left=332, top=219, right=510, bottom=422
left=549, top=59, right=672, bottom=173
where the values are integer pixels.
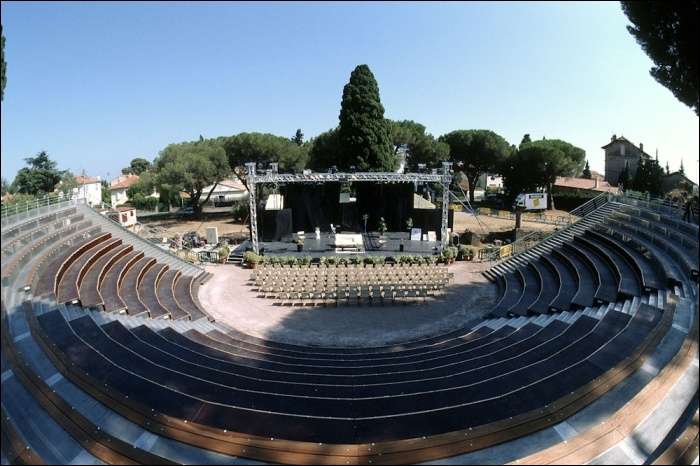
left=243, top=251, right=261, bottom=264
left=447, top=246, right=458, bottom=258
left=298, top=255, right=312, bottom=266
left=371, top=256, right=386, bottom=265
left=231, top=200, right=248, bottom=222
left=326, top=257, right=338, bottom=266
left=284, top=256, right=297, bottom=266
left=395, top=255, right=413, bottom=264
left=466, top=246, right=476, bottom=259
left=217, top=245, right=230, bottom=262
left=457, top=244, right=469, bottom=260
left=349, top=256, right=362, bottom=265
left=423, top=255, right=437, bottom=265
left=130, top=193, right=159, bottom=211
left=338, top=257, right=348, bottom=266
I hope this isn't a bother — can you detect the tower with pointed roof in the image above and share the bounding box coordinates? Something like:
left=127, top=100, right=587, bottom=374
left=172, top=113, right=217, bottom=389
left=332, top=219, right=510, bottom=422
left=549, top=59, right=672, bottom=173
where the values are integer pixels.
left=602, top=134, right=652, bottom=187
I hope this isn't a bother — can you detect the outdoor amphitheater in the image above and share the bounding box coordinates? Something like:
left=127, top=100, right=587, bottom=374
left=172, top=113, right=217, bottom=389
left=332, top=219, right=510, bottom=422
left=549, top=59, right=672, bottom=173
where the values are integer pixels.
left=1, top=183, right=698, bottom=465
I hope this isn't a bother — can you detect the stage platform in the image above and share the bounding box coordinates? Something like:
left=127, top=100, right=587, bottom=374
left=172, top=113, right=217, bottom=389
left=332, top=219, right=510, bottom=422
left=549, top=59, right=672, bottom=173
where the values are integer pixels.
left=234, top=232, right=441, bottom=257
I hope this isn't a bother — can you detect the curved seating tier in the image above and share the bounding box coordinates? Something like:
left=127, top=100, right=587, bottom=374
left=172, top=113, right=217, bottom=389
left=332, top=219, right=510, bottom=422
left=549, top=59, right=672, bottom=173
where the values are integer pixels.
left=29, top=299, right=669, bottom=444
left=1, top=198, right=697, bottom=465
left=486, top=199, right=698, bottom=318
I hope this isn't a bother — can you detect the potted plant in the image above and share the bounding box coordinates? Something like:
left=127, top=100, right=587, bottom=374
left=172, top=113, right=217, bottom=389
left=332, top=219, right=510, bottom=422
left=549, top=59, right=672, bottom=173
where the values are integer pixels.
left=218, top=245, right=230, bottom=264
left=296, top=239, right=304, bottom=252
left=243, top=251, right=261, bottom=269
left=448, top=246, right=458, bottom=264
left=378, top=217, right=387, bottom=238
left=457, top=244, right=469, bottom=261
left=465, top=246, right=476, bottom=261
left=405, top=217, right=413, bottom=232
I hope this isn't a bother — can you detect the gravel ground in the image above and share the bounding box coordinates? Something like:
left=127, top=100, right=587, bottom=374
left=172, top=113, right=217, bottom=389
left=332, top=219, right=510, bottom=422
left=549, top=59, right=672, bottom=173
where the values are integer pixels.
left=198, top=261, right=499, bottom=348
left=140, top=217, right=249, bottom=238
left=452, top=211, right=563, bottom=234
left=141, top=211, right=557, bottom=241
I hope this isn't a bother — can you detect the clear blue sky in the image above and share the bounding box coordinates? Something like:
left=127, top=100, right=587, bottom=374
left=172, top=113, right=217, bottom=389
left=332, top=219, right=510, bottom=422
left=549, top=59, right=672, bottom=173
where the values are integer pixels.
left=2, top=1, right=698, bottom=184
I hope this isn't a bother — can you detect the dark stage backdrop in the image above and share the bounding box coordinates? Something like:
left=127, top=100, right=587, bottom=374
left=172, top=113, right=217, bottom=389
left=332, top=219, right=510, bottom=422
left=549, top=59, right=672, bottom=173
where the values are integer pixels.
left=282, top=184, right=342, bottom=233
left=258, top=183, right=452, bottom=240
left=354, top=183, right=414, bottom=231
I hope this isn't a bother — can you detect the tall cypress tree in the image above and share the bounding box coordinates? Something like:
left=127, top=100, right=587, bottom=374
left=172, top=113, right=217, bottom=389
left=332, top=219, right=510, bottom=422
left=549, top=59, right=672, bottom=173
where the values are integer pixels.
left=338, top=65, right=395, bottom=171
left=1, top=24, right=6, bottom=101
left=582, top=161, right=592, bottom=179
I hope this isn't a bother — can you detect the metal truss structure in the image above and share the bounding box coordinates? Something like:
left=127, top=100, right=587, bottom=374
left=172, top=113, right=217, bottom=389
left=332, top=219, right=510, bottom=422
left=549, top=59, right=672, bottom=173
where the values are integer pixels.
left=246, top=162, right=454, bottom=254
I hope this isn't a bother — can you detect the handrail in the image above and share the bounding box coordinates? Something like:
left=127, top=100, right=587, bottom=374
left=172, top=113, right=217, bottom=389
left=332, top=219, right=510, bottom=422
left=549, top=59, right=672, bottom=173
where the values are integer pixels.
left=1, top=193, right=66, bottom=217
left=1, top=197, right=86, bottom=231
left=486, top=192, right=609, bottom=261
left=612, top=191, right=685, bottom=217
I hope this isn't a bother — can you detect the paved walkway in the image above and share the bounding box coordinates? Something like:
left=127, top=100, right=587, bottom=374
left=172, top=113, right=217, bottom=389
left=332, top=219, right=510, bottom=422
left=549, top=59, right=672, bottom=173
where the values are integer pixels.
left=198, top=261, right=498, bottom=348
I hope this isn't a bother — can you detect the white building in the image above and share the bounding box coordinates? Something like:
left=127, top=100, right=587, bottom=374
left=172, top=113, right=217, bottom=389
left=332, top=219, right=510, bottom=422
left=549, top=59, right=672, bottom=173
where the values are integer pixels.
left=201, top=178, right=249, bottom=207
left=478, top=173, right=503, bottom=190
left=98, top=206, right=138, bottom=231
left=73, top=175, right=103, bottom=207
left=109, top=174, right=140, bottom=207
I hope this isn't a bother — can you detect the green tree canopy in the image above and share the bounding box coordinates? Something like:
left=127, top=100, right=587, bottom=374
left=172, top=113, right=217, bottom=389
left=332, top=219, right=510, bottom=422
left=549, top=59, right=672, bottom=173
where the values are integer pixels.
left=221, top=132, right=308, bottom=188
left=438, top=129, right=512, bottom=202
left=621, top=1, right=699, bottom=115
left=121, top=157, right=152, bottom=175
left=124, top=171, right=163, bottom=210
left=388, top=120, right=450, bottom=170
left=337, top=65, right=395, bottom=171
left=307, top=128, right=342, bottom=171
left=520, top=134, right=532, bottom=146
left=56, top=171, right=78, bottom=197
left=126, top=170, right=156, bottom=199
left=153, top=138, right=230, bottom=217
left=12, top=151, right=64, bottom=195
left=503, top=139, right=587, bottom=209
left=1, top=177, right=8, bottom=196
left=631, top=157, right=664, bottom=196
